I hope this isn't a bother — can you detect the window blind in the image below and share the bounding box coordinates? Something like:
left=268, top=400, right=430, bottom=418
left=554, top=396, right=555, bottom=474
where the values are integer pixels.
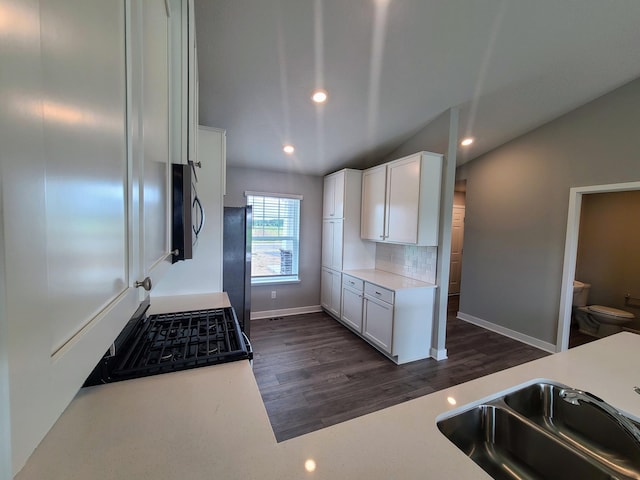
left=246, top=193, right=301, bottom=281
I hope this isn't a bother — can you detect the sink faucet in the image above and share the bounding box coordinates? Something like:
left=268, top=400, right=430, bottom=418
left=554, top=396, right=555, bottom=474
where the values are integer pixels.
left=559, top=388, right=640, bottom=446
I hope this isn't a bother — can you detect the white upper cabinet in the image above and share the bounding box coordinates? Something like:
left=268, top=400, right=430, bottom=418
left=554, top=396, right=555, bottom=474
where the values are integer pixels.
left=360, top=165, right=387, bottom=241
left=361, top=151, right=443, bottom=246
left=135, top=0, right=173, bottom=296
left=323, top=170, right=345, bottom=219
left=168, top=0, right=198, bottom=166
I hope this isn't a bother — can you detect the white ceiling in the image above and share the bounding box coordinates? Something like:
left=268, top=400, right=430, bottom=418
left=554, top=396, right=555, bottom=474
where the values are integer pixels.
left=195, top=0, right=640, bottom=176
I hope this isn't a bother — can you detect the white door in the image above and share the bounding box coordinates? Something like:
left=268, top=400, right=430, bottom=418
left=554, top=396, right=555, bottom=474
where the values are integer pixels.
left=329, top=270, right=342, bottom=317
left=322, top=220, right=334, bottom=268
left=449, top=206, right=465, bottom=294
left=321, top=268, right=332, bottom=309
left=361, top=165, right=387, bottom=241
left=323, top=175, right=336, bottom=219
left=363, top=296, right=393, bottom=353
left=137, top=0, right=172, bottom=296
left=341, top=286, right=363, bottom=332
left=386, top=155, right=420, bottom=244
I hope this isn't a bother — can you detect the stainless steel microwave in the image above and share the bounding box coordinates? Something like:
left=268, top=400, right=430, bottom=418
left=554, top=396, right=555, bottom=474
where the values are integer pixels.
left=171, top=163, right=204, bottom=263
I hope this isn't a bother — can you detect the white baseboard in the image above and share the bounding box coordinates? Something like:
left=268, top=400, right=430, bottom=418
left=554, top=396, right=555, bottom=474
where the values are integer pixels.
left=430, top=347, right=448, bottom=361
left=251, top=305, right=323, bottom=320
left=457, top=312, right=556, bottom=353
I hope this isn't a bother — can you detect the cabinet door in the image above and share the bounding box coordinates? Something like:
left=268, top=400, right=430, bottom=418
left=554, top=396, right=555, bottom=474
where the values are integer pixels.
left=361, top=165, right=387, bottom=241
left=139, top=0, right=171, bottom=294
left=386, top=155, right=420, bottom=244
left=321, top=268, right=333, bottom=310
left=363, top=296, right=393, bottom=353
left=323, top=171, right=345, bottom=219
left=330, top=271, right=342, bottom=317
left=321, top=219, right=343, bottom=270
left=321, top=220, right=334, bottom=268
left=323, top=175, right=336, bottom=219
left=341, top=287, right=363, bottom=332
left=321, top=268, right=341, bottom=318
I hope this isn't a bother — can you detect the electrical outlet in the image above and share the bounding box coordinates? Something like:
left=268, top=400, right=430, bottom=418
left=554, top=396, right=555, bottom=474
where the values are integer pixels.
left=271, top=291, right=276, bottom=299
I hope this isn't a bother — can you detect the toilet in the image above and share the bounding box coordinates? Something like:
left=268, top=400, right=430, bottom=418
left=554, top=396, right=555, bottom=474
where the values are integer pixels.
left=572, top=280, right=635, bottom=338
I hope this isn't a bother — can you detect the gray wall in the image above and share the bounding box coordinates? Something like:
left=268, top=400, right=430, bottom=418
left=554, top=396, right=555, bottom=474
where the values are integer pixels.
left=456, top=78, right=640, bottom=344
left=224, top=166, right=323, bottom=314
left=576, top=190, right=640, bottom=326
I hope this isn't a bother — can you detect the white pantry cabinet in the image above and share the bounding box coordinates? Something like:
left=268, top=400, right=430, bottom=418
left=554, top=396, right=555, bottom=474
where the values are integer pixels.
left=321, top=169, right=375, bottom=321
left=321, top=268, right=342, bottom=318
left=0, top=0, right=183, bottom=474
left=361, top=151, right=443, bottom=245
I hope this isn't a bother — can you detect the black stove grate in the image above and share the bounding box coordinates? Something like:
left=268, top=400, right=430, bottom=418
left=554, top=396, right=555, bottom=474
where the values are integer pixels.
left=111, top=308, right=248, bottom=380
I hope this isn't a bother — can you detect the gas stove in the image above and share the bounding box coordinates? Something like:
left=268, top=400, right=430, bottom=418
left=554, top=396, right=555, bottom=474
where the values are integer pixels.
left=84, top=302, right=251, bottom=386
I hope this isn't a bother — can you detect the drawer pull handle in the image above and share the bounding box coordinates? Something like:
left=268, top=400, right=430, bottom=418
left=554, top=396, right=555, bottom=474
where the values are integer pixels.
left=375, top=291, right=381, bottom=295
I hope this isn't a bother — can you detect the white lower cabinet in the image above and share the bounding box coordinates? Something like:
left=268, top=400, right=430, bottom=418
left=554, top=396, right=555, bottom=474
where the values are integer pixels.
left=341, top=275, right=364, bottom=331
left=363, top=293, right=393, bottom=353
left=336, top=273, right=436, bottom=364
left=321, top=268, right=342, bottom=318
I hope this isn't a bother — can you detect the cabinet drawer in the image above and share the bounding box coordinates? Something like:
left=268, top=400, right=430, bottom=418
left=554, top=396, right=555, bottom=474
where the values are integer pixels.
left=342, top=274, right=363, bottom=292
left=364, top=282, right=394, bottom=304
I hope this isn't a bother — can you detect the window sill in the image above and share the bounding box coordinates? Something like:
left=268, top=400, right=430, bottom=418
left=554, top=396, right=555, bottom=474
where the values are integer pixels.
left=251, top=276, right=300, bottom=286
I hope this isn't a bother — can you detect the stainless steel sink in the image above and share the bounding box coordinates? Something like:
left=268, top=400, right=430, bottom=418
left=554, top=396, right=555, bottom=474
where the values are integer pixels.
left=437, top=381, right=640, bottom=480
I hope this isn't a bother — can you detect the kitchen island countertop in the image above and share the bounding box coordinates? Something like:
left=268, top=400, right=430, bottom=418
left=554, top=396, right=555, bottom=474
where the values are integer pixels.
left=15, top=316, right=640, bottom=479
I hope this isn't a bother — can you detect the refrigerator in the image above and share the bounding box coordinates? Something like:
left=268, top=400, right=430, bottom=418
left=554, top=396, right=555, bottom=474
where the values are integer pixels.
left=223, top=206, right=252, bottom=336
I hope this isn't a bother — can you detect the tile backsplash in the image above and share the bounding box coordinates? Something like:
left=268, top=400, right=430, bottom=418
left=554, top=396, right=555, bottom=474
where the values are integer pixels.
left=375, top=243, right=437, bottom=283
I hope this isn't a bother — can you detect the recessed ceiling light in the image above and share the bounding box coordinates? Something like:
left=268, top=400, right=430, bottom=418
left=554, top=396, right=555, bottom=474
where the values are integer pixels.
left=460, top=137, right=474, bottom=146
left=283, top=144, right=295, bottom=154
left=311, top=89, right=328, bottom=103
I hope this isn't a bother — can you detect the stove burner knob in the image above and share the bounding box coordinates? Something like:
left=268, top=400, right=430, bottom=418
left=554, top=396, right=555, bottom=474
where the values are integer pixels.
left=134, top=277, right=152, bottom=291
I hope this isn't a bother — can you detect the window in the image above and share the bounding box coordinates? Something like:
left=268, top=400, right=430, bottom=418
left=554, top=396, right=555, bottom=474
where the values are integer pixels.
left=246, top=192, right=301, bottom=284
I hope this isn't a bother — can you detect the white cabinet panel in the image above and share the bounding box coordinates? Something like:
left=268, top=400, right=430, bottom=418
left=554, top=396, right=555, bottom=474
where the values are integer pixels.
left=321, top=268, right=341, bottom=318
left=139, top=0, right=171, bottom=292
left=323, top=171, right=345, bottom=219
left=41, top=0, right=129, bottom=354
left=386, top=155, right=421, bottom=244
left=341, top=285, right=364, bottom=332
left=363, top=295, right=393, bottom=353
left=321, top=219, right=343, bottom=270
left=360, top=165, right=387, bottom=241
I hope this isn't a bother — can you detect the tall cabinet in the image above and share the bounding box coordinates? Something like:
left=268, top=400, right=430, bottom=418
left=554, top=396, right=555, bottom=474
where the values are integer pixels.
left=320, top=170, right=375, bottom=319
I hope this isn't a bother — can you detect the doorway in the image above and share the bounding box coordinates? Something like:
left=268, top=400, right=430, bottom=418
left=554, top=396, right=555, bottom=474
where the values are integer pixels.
left=448, top=180, right=466, bottom=314
left=557, top=180, right=640, bottom=351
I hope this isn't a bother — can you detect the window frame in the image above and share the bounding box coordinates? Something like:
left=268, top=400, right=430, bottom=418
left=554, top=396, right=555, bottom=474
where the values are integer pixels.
left=245, top=191, right=302, bottom=286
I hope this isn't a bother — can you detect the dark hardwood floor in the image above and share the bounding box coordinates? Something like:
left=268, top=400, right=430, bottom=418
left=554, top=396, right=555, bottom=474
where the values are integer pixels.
left=251, top=308, right=549, bottom=442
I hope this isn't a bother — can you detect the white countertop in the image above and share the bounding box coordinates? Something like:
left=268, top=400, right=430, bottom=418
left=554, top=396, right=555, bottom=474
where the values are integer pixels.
left=16, top=330, right=640, bottom=479
left=343, top=269, right=436, bottom=290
